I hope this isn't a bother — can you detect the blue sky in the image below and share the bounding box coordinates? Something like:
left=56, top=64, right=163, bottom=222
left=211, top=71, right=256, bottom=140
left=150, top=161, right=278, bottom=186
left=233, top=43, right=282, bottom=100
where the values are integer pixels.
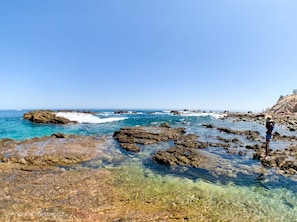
left=0, top=0, right=296, bottom=111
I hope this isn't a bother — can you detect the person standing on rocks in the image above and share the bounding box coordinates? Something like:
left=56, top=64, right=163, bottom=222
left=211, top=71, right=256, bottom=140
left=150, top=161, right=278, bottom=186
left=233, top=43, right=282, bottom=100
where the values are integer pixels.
left=265, top=115, right=274, bottom=160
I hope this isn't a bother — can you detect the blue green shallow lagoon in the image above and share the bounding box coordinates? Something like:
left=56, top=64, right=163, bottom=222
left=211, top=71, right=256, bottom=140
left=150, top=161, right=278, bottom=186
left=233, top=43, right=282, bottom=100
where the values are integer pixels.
left=0, top=110, right=297, bottom=221
left=111, top=161, right=297, bottom=221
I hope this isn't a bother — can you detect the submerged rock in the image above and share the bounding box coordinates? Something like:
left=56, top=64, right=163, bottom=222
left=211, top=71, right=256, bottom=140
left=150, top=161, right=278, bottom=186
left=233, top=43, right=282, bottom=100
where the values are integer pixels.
left=153, top=146, right=206, bottom=167
left=202, top=124, right=263, bottom=141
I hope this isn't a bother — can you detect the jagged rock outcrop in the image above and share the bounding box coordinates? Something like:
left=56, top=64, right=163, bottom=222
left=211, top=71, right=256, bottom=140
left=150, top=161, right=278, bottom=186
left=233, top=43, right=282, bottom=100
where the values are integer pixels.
left=268, top=94, right=297, bottom=114
left=23, top=110, right=77, bottom=124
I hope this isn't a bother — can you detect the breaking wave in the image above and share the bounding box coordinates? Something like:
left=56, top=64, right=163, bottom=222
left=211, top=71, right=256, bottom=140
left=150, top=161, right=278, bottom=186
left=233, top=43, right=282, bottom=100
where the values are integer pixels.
left=55, top=112, right=127, bottom=124
left=177, top=111, right=227, bottom=119
left=161, top=110, right=226, bottom=119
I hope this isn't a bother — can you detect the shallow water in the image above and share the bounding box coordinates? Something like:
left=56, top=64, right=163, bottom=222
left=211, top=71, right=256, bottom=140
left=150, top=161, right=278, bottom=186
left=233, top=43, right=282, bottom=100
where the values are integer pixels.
left=111, top=161, right=297, bottom=221
left=1, top=110, right=297, bottom=220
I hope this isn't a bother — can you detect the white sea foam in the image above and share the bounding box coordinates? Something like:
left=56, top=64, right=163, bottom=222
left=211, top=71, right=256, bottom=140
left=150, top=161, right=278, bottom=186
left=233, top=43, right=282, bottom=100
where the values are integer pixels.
left=152, top=111, right=168, bottom=115
left=160, top=110, right=226, bottom=119
left=55, top=112, right=127, bottom=124
left=98, top=112, right=113, bottom=116
left=178, top=111, right=226, bottom=119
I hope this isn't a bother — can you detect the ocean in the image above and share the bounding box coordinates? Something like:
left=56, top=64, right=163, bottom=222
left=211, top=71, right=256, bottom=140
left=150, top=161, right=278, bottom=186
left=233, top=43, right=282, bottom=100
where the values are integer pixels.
left=1, top=109, right=297, bottom=221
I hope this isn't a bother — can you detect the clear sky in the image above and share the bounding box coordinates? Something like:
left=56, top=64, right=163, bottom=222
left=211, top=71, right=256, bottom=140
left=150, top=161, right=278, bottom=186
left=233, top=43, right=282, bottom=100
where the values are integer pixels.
left=0, top=0, right=296, bottom=111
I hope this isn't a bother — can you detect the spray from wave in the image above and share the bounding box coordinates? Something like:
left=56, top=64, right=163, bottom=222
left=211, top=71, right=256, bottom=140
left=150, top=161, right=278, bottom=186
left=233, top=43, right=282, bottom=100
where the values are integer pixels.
left=55, top=112, right=127, bottom=124
left=162, top=110, right=226, bottom=119
left=177, top=111, right=226, bottom=119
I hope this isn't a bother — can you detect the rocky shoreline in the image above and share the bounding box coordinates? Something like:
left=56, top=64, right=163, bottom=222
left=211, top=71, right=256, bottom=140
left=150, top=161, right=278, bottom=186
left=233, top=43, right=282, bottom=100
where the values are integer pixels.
left=5, top=111, right=297, bottom=176
left=10, top=110, right=297, bottom=176
left=1, top=111, right=297, bottom=221
left=113, top=120, right=297, bottom=176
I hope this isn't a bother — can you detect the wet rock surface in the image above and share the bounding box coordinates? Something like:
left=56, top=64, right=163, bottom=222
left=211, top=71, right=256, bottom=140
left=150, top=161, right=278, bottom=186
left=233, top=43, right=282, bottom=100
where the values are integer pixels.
left=113, top=125, right=186, bottom=152
left=202, top=123, right=263, bottom=141
left=222, top=112, right=297, bottom=175
left=23, top=110, right=77, bottom=124
left=0, top=134, right=108, bottom=166
left=153, top=146, right=206, bottom=167
left=113, top=118, right=297, bottom=176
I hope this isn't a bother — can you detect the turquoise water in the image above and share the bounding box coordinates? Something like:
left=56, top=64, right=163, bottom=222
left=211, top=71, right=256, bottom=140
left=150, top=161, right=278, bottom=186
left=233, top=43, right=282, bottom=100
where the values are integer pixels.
left=0, top=109, right=288, bottom=138
left=0, top=110, right=182, bottom=140
left=1, top=110, right=297, bottom=220
left=0, top=109, right=270, bottom=140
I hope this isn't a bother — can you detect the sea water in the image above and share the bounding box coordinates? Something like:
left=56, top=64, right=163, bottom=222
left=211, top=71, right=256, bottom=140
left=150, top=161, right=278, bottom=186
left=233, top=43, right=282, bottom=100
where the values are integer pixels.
left=0, top=110, right=297, bottom=220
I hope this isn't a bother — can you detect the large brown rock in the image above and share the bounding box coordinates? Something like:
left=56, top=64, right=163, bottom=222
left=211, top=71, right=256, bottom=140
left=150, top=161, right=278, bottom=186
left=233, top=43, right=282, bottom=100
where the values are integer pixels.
left=113, top=125, right=186, bottom=152
left=23, top=110, right=76, bottom=124
left=268, top=94, right=297, bottom=114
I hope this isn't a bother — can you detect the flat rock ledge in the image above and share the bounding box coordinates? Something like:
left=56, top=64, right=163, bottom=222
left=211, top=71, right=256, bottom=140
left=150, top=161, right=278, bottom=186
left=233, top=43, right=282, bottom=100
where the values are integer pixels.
left=23, top=110, right=76, bottom=124
left=0, top=133, right=103, bottom=166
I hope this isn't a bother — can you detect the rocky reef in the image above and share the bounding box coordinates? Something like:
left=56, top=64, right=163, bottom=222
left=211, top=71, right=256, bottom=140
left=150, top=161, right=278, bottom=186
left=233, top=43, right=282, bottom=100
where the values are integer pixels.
left=1, top=114, right=297, bottom=220
left=113, top=120, right=297, bottom=176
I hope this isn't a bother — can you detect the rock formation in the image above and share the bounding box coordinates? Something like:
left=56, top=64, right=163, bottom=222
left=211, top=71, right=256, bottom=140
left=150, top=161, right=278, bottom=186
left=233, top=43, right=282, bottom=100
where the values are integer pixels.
left=0, top=134, right=104, bottom=166
left=23, top=110, right=77, bottom=124
left=267, top=94, right=297, bottom=114
left=113, top=124, right=186, bottom=152
left=153, top=146, right=206, bottom=167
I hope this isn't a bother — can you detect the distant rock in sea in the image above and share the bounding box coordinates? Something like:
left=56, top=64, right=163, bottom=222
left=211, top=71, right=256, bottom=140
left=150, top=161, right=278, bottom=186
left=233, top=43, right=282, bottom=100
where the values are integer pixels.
left=23, top=110, right=77, bottom=124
